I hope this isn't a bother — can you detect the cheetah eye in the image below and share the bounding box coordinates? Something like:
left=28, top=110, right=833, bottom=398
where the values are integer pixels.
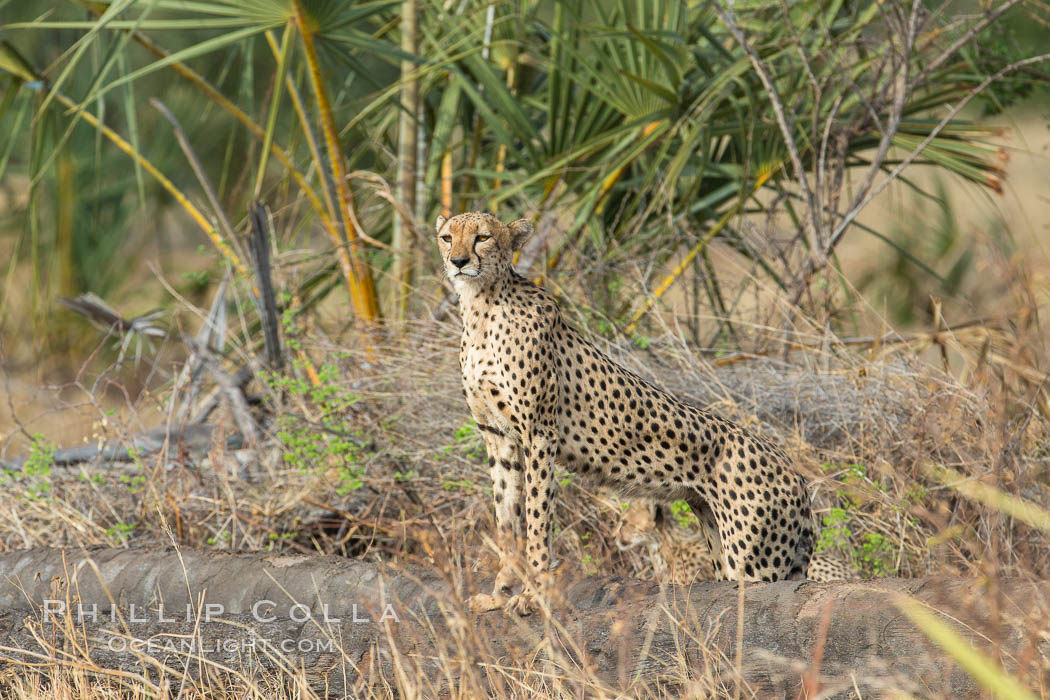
left=476, top=235, right=491, bottom=243
left=440, top=235, right=452, bottom=243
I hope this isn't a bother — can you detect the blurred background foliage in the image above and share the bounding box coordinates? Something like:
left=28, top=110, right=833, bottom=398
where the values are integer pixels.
left=0, top=0, right=1047, bottom=384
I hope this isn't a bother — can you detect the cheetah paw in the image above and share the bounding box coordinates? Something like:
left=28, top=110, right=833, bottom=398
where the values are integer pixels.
left=505, top=592, right=539, bottom=616
left=469, top=592, right=507, bottom=613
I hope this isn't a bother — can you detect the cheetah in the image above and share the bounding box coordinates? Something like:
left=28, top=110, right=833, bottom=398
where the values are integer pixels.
left=436, top=211, right=815, bottom=615
left=615, top=500, right=855, bottom=584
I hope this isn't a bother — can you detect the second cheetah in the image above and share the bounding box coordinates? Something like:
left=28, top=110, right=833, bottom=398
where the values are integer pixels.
left=615, top=500, right=855, bottom=584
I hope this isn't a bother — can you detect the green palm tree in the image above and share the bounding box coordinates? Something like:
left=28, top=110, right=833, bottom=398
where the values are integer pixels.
left=0, top=0, right=1028, bottom=347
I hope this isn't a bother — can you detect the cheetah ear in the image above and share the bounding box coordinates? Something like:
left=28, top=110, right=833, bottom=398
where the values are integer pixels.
left=435, top=214, right=448, bottom=234
left=507, top=218, right=533, bottom=250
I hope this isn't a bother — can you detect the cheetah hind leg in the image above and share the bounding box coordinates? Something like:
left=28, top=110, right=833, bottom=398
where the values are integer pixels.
left=685, top=494, right=728, bottom=581
left=788, top=519, right=815, bottom=581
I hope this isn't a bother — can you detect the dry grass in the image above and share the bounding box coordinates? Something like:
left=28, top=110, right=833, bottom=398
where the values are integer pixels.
left=1, top=268, right=1049, bottom=696
left=3, top=161, right=1050, bottom=696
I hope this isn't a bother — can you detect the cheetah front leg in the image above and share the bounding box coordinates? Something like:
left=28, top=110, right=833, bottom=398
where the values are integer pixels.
left=470, top=431, right=524, bottom=613
left=506, top=429, right=557, bottom=616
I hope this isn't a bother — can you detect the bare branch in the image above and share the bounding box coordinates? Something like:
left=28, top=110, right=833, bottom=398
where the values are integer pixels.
left=827, top=53, right=1050, bottom=253
left=184, top=337, right=259, bottom=448
left=151, top=98, right=248, bottom=267
left=820, top=0, right=922, bottom=262
left=714, top=2, right=823, bottom=258
left=911, top=0, right=1026, bottom=90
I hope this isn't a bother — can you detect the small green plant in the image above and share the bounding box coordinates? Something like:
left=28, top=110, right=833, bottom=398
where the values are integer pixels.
left=105, top=521, right=135, bottom=544
left=669, top=500, right=698, bottom=527
left=180, top=270, right=211, bottom=290
left=858, top=532, right=895, bottom=577
left=453, top=421, right=475, bottom=442
left=3, top=434, right=56, bottom=501
left=281, top=302, right=303, bottom=352
left=336, top=464, right=364, bottom=494
left=265, top=531, right=297, bottom=551
left=206, top=529, right=231, bottom=546
left=119, top=472, right=146, bottom=494
left=268, top=360, right=367, bottom=491
left=906, top=484, right=929, bottom=504
left=452, top=420, right=485, bottom=460
left=817, top=506, right=896, bottom=577
left=816, top=507, right=853, bottom=553
left=442, top=478, right=474, bottom=493
left=822, top=461, right=867, bottom=480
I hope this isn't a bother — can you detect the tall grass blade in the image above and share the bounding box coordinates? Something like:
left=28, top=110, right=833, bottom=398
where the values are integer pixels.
left=896, top=595, right=1037, bottom=700
left=254, top=21, right=294, bottom=199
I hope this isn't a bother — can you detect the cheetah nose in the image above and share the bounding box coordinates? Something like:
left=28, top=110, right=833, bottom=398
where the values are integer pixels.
left=450, top=256, right=470, bottom=269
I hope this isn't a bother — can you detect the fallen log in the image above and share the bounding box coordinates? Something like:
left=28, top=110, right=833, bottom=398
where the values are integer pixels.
left=0, top=547, right=1044, bottom=697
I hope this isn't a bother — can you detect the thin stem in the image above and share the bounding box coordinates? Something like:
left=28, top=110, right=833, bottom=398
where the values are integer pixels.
left=152, top=98, right=248, bottom=268
left=715, top=2, right=822, bottom=259
left=292, top=0, right=380, bottom=323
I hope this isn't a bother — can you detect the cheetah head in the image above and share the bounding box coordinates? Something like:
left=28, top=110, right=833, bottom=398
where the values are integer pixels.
left=435, top=212, right=533, bottom=287
left=614, top=501, right=665, bottom=550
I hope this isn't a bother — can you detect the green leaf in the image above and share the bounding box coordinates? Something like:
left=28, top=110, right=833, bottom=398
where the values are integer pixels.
left=254, top=23, right=295, bottom=198
left=0, top=40, right=39, bottom=82
left=78, top=24, right=279, bottom=105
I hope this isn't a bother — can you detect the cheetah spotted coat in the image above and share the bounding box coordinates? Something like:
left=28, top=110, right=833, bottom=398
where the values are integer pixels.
left=615, top=501, right=854, bottom=584
left=436, top=212, right=815, bottom=614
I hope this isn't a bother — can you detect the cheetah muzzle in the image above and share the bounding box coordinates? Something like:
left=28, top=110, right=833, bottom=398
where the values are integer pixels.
left=436, top=211, right=815, bottom=615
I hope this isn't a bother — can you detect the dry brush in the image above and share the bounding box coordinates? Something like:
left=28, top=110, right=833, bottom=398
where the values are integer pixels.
left=1, top=547, right=1048, bottom=697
